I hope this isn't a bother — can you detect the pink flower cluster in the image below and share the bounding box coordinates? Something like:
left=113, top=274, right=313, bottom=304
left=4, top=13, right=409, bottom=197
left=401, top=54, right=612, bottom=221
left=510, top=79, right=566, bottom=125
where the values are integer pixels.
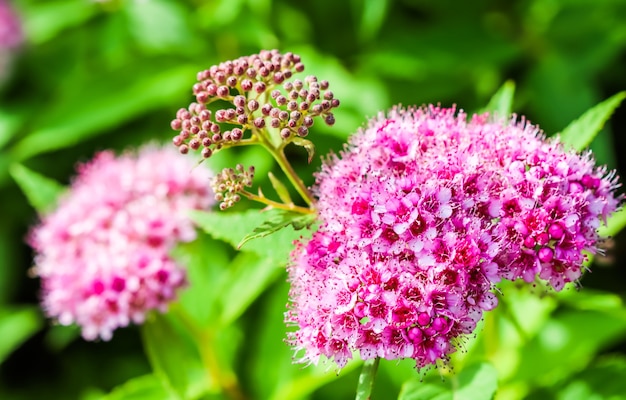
left=286, top=105, right=620, bottom=369
left=29, top=145, right=213, bottom=340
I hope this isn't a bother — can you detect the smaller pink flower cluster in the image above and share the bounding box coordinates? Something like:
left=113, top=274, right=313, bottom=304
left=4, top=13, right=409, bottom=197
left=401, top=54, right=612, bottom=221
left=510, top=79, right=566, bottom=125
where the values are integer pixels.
left=29, top=145, right=213, bottom=340
left=287, top=106, right=620, bottom=369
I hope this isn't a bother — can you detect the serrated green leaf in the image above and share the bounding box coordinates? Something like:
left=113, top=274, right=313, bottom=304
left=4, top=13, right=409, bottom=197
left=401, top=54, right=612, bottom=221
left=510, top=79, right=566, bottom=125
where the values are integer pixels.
left=268, top=171, right=294, bottom=205
left=237, top=209, right=316, bottom=249
left=190, top=209, right=314, bottom=263
left=0, top=306, right=44, bottom=365
left=481, top=80, right=515, bottom=117
left=291, top=137, right=316, bottom=163
left=9, top=163, right=65, bottom=214
left=292, top=213, right=317, bottom=230
left=559, top=91, right=626, bottom=151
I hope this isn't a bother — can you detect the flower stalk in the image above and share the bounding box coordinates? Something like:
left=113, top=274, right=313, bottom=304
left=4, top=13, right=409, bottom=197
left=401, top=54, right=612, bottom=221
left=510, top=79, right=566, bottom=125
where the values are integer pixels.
left=355, top=358, right=380, bottom=400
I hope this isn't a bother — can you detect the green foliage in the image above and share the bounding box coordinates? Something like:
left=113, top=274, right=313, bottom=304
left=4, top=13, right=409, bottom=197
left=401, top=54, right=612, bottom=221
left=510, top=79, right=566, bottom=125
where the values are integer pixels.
left=189, top=209, right=312, bottom=263
left=140, top=313, right=207, bottom=399
left=97, top=374, right=175, bottom=400
left=2, top=0, right=626, bottom=399
left=398, top=363, right=498, bottom=400
left=9, top=163, right=65, bottom=213
left=480, top=80, right=516, bottom=117
left=215, top=251, right=283, bottom=327
left=560, top=91, right=626, bottom=152
left=10, top=66, right=197, bottom=161
left=237, top=209, right=316, bottom=249
left=0, top=306, right=43, bottom=364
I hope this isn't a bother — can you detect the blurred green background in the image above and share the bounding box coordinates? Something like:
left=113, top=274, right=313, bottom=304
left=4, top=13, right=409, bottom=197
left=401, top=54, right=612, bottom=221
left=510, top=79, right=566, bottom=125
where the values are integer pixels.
left=1, top=0, right=626, bottom=399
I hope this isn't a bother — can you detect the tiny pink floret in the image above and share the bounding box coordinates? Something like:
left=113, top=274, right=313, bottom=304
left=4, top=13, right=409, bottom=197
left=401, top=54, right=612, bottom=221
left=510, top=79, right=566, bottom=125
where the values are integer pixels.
left=29, top=145, right=213, bottom=341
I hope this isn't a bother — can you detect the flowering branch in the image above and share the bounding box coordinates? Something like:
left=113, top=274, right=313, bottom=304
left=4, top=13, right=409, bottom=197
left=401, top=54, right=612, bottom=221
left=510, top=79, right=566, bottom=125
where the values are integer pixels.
left=171, top=50, right=339, bottom=212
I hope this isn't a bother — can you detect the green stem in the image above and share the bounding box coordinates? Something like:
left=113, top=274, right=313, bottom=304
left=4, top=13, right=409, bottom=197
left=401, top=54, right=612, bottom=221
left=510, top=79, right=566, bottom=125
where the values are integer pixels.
left=244, top=124, right=315, bottom=208
left=266, top=145, right=315, bottom=207
left=355, top=358, right=380, bottom=400
left=172, top=306, right=247, bottom=400
left=240, top=189, right=314, bottom=214
left=195, top=330, right=247, bottom=400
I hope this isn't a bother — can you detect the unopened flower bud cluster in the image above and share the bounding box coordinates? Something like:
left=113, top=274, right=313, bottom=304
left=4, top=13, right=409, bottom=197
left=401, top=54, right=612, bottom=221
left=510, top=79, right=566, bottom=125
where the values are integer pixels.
left=171, top=50, right=339, bottom=158
left=211, top=164, right=255, bottom=210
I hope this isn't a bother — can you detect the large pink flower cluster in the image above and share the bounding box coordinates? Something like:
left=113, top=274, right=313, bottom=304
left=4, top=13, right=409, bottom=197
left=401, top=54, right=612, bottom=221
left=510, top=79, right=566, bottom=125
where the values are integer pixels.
left=287, top=105, right=620, bottom=369
left=29, top=145, right=213, bottom=340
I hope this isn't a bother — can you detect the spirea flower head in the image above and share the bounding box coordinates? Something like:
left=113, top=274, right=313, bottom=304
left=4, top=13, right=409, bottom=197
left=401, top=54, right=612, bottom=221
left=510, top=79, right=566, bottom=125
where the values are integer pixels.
left=171, top=49, right=339, bottom=159
left=286, top=105, right=620, bottom=369
left=29, top=145, right=214, bottom=341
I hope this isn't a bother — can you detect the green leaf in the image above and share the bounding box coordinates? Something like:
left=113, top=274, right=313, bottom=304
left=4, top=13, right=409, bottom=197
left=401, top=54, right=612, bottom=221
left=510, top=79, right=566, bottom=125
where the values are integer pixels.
left=216, top=251, right=283, bottom=326
left=99, top=374, right=175, bottom=400
left=513, top=308, right=626, bottom=385
left=398, top=362, right=498, bottom=400
left=9, top=163, right=65, bottom=214
left=10, top=65, right=197, bottom=161
left=354, top=0, right=390, bottom=43
left=556, top=356, right=626, bottom=400
left=556, top=289, right=623, bottom=312
left=268, top=171, right=294, bottom=205
left=189, top=209, right=315, bottom=263
left=175, top=234, right=232, bottom=328
left=123, top=0, right=193, bottom=54
left=237, top=209, right=316, bottom=249
left=0, top=306, right=44, bottom=364
left=398, top=381, right=449, bottom=400
left=291, top=137, right=316, bottom=163
left=19, top=0, right=97, bottom=45
left=0, top=108, right=25, bottom=149
left=481, top=80, right=515, bottom=117
left=44, top=324, right=80, bottom=352
left=559, top=91, right=626, bottom=151
left=454, top=363, right=498, bottom=400
left=140, top=313, right=208, bottom=400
